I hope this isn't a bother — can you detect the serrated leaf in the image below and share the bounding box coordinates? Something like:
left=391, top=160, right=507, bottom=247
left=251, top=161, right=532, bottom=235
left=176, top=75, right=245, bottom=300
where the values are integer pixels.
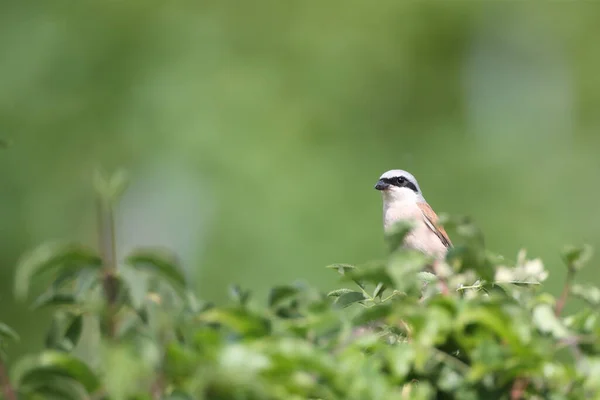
left=15, top=243, right=102, bottom=300
left=335, top=291, right=365, bottom=308
left=126, top=247, right=187, bottom=288
left=562, top=245, right=593, bottom=272
left=326, top=263, right=356, bottom=276
left=0, top=322, right=19, bottom=342
left=198, top=307, right=270, bottom=337
left=268, top=285, right=298, bottom=308
left=327, top=288, right=355, bottom=298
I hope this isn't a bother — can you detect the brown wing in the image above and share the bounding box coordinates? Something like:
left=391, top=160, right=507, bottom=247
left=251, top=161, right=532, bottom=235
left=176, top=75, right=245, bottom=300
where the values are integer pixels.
left=417, top=202, right=452, bottom=248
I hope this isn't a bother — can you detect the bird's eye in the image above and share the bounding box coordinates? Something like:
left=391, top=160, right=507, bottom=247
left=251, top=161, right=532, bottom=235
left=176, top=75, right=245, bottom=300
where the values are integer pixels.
left=396, top=177, right=405, bottom=185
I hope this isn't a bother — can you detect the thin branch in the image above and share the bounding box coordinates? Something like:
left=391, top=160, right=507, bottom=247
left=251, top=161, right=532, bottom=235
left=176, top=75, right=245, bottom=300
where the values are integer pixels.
left=0, top=359, right=17, bottom=400
left=555, top=268, right=575, bottom=317
left=97, top=196, right=119, bottom=338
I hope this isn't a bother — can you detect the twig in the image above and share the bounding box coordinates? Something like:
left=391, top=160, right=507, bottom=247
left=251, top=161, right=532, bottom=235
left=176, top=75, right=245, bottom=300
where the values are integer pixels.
left=97, top=195, right=119, bottom=338
left=555, top=268, right=575, bottom=317
left=0, top=359, right=17, bottom=400
left=510, top=377, right=528, bottom=400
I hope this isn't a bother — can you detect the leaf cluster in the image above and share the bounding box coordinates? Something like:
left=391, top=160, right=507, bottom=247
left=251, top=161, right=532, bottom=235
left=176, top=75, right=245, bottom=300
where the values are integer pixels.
left=1, top=180, right=599, bottom=400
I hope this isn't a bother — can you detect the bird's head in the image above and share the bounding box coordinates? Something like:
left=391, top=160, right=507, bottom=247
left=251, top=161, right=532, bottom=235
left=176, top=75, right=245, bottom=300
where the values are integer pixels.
left=374, top=169, right=425, bottom=203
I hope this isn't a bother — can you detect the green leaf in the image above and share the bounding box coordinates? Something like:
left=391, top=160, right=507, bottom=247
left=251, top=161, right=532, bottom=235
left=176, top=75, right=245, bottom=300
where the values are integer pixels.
left=14, top=351, right=101, bottom=393
left=45, top=313, right=84, bottom=352
left=562, top=245, right=593, bottom=271
left=198, top=307, right=271, bottom=337
left=0, top=322, right=19, bottom=342
left=126, top=247, right=187, bottom=288
left=15, top=242, right=102, bottom=300
left=386, top=250, right=429, bottom=294
left=32, top=292, right=77, bottom=309
left=343, top=261, right=394, bottom=287
left=326, top=263, right=356, bottom=276
left=93, top=168, right=129, bottom=202
left=19, top=375, right=89, bottom=400
left=268, top=285, right=298, bottom=308
left=372, top=282, right=386, bottom=298
left=571, top=284, right=600, bottom=306
left=334, top=291, right=365, bottom=308
left=384, top=220, right=414, bottom=252
left=327, top=288, right=355, bottom=298
left=388, top=344, right=415, bottom=379
left=532, top=304, right=570, bottom=339
left=230, top=284, right=251, bottom=306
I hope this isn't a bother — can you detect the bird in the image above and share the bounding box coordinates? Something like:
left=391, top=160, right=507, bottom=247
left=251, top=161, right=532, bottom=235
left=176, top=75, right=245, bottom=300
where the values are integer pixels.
left=374, top=169, right=452, bottom=259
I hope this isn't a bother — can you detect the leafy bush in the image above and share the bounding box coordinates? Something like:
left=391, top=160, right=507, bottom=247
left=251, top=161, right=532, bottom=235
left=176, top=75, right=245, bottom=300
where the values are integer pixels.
left=1, top=172, right=599, bottom=400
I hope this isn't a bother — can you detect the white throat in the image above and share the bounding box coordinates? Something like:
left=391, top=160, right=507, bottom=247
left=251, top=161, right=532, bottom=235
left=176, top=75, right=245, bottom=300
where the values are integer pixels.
left=381, top=187, right=423, bottom=231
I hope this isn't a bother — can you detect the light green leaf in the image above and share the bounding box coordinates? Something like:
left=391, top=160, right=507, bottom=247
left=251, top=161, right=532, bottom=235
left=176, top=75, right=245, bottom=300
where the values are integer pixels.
left=198, top=307, right=271, bottom=337
left=562, top=244, right=593, bottom=272
left=532, top=304, right=570, bottom=339
left=327, top=288, right=355, bottom=298
left=571, top=284, right=600, bottom=306
left=15, top=242, right=102, bottom=300
left=326, top=263, right=356, bottom=276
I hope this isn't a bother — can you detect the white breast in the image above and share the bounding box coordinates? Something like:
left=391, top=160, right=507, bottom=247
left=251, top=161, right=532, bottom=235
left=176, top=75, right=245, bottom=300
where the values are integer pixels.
left=382, top=200, right=447, bottom=259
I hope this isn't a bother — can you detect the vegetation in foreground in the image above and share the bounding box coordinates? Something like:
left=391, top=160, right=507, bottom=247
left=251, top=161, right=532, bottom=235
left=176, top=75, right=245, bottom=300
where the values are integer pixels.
left=1, top=171, right=599, bottom=400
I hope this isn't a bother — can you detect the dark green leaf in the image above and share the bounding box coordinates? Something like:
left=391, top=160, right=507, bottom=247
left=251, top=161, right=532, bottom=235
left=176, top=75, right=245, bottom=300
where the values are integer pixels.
left=372, top=282, right=386, bottom=298
left=15, top=351, right=101, bottom=393
left=32, top=292, right=77, bottom=309
left=268, top=285, right=298, bottom=308
left=15, top=243, right=102, bottom=300
left=334, top=291, right=365, bottom=308
left=19, top=375, right=89, bottom=400
left=0, top=322, right=19, bottom=342
left=126, top=247, right=187, bottom=288
left=562, top=244, right=593, bottom=271
left=45, top=313, right=83, bottom=352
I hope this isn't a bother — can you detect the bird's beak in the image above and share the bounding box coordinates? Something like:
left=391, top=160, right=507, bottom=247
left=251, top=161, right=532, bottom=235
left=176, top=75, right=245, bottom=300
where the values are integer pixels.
left=374, top=180, right=390, bottom=191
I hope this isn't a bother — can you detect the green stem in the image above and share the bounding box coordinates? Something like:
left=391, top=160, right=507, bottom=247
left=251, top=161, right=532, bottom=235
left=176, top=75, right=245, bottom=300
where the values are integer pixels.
left=97, top=196, right=119, bottom=338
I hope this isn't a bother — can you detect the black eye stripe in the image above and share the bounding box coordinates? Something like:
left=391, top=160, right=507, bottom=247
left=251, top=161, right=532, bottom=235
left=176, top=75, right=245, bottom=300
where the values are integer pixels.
left=381, top=177, right=418, bottom=193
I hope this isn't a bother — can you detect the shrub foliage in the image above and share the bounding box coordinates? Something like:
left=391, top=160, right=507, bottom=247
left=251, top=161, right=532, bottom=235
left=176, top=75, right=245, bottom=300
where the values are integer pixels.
left=1, top=172, right=599, bottom=400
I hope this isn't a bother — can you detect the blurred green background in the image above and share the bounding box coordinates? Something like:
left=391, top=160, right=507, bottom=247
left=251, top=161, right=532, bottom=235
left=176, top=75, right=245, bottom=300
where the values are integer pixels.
left=2, top=2, right=600, bottom=358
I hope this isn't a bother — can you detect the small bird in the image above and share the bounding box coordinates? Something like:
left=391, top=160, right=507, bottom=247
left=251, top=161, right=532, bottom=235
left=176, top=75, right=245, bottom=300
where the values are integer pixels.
left=374, top=169, right=452, bottom=259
